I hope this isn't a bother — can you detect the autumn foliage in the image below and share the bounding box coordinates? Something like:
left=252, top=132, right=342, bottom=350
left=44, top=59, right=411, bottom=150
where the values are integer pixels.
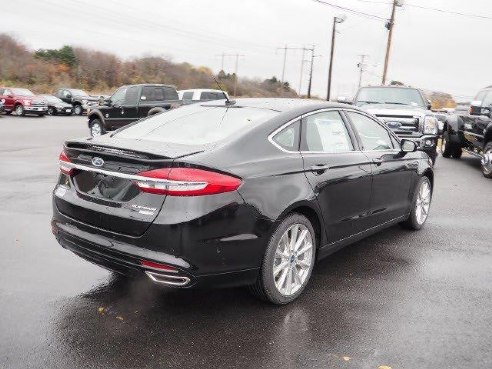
left=0, top=34, right=298, bottom=98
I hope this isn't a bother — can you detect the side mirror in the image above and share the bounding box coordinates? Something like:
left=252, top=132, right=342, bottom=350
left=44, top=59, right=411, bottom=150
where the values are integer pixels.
left=337, top=96, right=352, bottom=104
left=470, top=100, right=482, bottom=116
left=401, top=139, right=417, bottom=153
left=66, top=94, right=72, bottom=99
left=427, top=100, right=432, bottom=110
left=6, top=93, right=13, bottom=98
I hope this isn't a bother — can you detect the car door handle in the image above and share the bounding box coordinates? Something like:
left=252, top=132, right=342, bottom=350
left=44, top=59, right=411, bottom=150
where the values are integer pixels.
left=310, top=164, right=330, bottom=174
left=372, top=158, right=383, bottom=166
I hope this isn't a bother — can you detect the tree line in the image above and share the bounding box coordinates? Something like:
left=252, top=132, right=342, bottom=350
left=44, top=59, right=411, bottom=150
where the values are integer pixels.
left=0, top=34, right=298, bottom=97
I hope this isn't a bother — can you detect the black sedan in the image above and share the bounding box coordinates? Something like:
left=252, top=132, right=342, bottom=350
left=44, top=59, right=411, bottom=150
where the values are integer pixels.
left=40, top=95, right=73, bottom=115
left=51, top=98, right=434, bottom=304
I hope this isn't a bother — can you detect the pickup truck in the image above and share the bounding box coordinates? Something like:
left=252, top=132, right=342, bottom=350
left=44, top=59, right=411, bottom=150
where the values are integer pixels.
left=442, top=87, right=492, bottom=178
left=0, top=87, right=48, bottom=116
left=87, top=84, right=180, bottom=136
left=55, top=88, right=100, bottom=115
left=350, top=86, right=440, bottom=164
left=178, top=89, right=228, bottom=105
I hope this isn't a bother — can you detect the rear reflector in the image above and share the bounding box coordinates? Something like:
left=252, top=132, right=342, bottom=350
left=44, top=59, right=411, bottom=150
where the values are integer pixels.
left=135, top=167, right=241, bottom=196
left=59, top=151, right=74, bottom=175
left=140, top=260, right=178, bottom=273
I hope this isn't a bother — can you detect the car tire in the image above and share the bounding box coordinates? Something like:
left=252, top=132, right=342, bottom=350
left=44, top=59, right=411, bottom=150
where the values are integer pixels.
left=74, top=104, right=83, bottom=116
left=90, top=119, right=105, bottom=137
left=37, top=113, right=45, bottom=117
left=250, top=213, right=316, bottom=305
left=400, top=176, right=432, bottom=230
left=5, top=111, right=12, bottom=115
left=15, top=104, right=25, bottom=116
left=48, top=107, right=55, bottom=116
left=481, top=142, right=492, bottom=179
left=442, top=131, right=462, bottom=159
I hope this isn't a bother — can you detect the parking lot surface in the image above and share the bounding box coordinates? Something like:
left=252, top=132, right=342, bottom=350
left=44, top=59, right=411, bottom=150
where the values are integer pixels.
left=1, top=115, right=491, bottom=369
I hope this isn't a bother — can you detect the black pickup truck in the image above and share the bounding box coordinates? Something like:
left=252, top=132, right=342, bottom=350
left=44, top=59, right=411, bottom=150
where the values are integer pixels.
left=442, top=87, right=492, bottom=178
left=351, top=86, right=440, bottom=164
left=87, top=84, right=180, bottom=136
left=55, top=88, right=100, bottom=115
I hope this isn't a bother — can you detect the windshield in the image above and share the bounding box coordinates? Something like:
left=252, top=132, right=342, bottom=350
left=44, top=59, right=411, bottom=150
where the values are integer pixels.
left=12, top=88, right=34, bottom=96
left=41, top=95, right=62, bottom=103
left=115, top=104, right=279, bottom=145
left=69, top=89, right=89, bottom=96
left=355, top=87, right=426, bottom=108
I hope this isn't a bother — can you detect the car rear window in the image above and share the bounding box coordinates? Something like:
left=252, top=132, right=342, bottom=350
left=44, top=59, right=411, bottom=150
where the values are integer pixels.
left=114, top=105, right=278, bottom=145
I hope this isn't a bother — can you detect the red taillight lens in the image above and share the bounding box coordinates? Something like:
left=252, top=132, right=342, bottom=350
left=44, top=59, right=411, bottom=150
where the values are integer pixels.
left=59, top=150, right=73, bottom=175
left=135, top=167, right=241, bottom=196
left=140, top=260, right=178, bottom=273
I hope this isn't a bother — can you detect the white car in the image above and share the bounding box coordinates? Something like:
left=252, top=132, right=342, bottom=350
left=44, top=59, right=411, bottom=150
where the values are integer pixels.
left=178, top=89, right=229, bottom=105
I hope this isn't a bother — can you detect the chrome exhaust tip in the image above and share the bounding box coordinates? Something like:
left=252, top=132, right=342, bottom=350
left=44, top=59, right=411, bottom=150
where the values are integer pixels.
left=145, top=271, right=190, bottom=286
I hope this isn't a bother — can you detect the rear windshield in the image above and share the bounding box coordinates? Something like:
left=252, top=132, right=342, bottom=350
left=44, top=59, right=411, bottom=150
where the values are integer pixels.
left=114, top=105, right=278, bottom=145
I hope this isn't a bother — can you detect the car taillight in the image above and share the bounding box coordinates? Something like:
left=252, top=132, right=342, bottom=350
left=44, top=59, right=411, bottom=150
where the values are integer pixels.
left=59, top=150, right=74, bottom=175
left=135, top=167, right=241, bottom=196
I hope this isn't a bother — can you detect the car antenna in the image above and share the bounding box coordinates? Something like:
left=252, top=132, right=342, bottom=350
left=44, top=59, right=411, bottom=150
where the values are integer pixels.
left=212, top=75, right=235, bottom=106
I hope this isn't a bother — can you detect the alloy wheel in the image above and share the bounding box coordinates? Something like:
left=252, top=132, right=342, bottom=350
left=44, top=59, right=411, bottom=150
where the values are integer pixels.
left=91, top=123, right=102, bottom=137
left=481, top=148, right=492, bottom=175
left=415, top=180, right=431, bottom=225
left=273, top=223, right=313, bottom=296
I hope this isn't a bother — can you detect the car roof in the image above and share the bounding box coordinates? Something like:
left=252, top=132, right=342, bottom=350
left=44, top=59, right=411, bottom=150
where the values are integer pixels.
left=359, top=85, right=419, bottom=90
left=179, top=89, right=226, bottom=93
left=200, top=98, right=349, bottom=113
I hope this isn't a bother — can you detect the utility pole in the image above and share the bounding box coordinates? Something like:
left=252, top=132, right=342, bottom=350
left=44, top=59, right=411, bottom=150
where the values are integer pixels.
left=217, top=53, right=226, bottom=71
left=298, top=47, right=307, bottom=95
left=232, top=53, right=244, bottom=97
left=276, top=44, right=289, bottom=84
left=326, top=15, right=346, bottom=101
left=382, top=0, right=400, bottom=85
left=307, top=46, right=321, bottom=99
left=217, top=53, right=244, bottom=97
left=357, top=54, right=369, bottom=88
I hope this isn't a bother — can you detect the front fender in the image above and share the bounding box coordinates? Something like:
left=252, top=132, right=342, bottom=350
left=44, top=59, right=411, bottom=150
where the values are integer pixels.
left=87, top=110, right=105, bottom=128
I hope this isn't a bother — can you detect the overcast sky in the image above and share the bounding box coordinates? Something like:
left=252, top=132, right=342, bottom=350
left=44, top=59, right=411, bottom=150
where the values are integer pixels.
left=2, top=0, right=491, bottom=100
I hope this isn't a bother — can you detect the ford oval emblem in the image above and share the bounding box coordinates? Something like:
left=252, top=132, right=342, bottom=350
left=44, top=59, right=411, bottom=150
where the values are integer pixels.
left=91, top=157, right=104, bottom=167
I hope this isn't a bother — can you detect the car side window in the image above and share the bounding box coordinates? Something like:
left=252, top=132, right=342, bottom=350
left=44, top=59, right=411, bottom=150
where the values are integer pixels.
left=124, top=86, right=140, bottom=106
left=346, top=111, right=393, bottom=151
left=182, top=91, right=193, bottom=101
left=302, top=111, right=354, bottom=153
left=481, top=91, right=492, bottom=107
left=111, top=87, right=128, bottom=105
left=272, top=120, right=300, bottom=151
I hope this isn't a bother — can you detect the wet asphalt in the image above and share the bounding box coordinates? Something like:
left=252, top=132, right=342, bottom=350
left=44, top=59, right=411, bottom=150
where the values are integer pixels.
left=0, top=114, right=491, bottom=369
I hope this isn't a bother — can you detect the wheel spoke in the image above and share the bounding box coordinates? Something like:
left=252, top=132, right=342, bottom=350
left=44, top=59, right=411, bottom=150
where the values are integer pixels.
left=293, top=267, right=302, bottom=285
left=289, top=225, right=299, bottom=252
left=296, top=241, right=313, bottom=256
left=285, top=268, right=293, bottom=295
left=273, top=261, right=289, bottom=277
left=297, top=259, right=311, bottom=269
left=277, top=267, right=289, bottom=290
left=293, top=229, right=308, bottom=251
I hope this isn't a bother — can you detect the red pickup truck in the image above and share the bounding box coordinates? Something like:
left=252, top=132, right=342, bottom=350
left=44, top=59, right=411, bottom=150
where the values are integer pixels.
left=0, top=87, right=48, bottom=116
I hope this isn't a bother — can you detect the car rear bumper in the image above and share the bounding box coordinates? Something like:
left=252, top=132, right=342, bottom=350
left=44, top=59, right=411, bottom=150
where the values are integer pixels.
left=51, top=200, right=264, bottom=289
left=25, top=106, right=48, bottom=113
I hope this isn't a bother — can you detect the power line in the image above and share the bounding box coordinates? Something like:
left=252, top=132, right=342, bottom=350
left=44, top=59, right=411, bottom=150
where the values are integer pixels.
left=312, top=0, right=387, bottom=21
left=404, top=3, right=492, bottom=21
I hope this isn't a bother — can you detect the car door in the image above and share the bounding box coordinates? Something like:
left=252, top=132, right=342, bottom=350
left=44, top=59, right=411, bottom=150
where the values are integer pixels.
left=465, top=90, right=492, bottom=148
left=105, top=86, right=132, bottom=129
left=300, top=110, right=373, bottom=245
left=1, top=88, right=15, bottom=111
left=344, top=110, right=417, bottom=226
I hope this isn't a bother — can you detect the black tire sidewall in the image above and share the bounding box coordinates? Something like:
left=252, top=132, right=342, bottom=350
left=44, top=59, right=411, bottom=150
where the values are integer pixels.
left=259, top=214, right=316, bottom=305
